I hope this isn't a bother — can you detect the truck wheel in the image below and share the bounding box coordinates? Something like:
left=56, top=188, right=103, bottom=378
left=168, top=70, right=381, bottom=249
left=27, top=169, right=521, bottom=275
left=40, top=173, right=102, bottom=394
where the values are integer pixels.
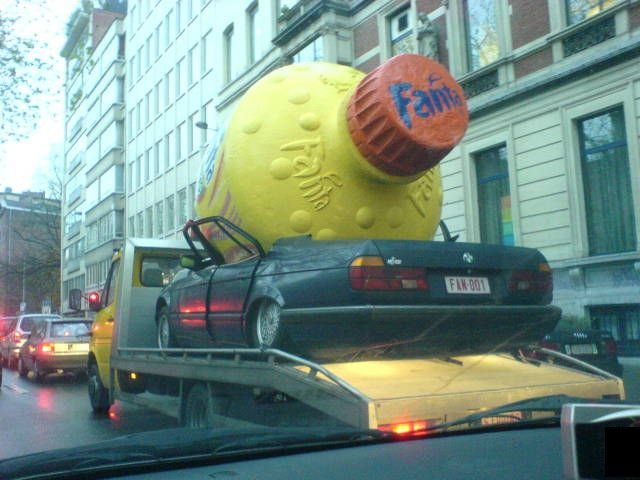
left=183, top=383, right=224, bottom=428
left=251, top=300, right=286, bottom=348
left=88, top=362, right=110, bottom=414
left=157, top=307, right=176, bottom=350
left=18, top=356, right=28, bottom=378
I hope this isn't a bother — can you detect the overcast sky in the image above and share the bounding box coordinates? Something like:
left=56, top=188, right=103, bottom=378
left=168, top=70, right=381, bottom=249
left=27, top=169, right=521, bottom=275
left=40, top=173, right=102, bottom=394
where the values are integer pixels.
left=1, top=1, right=78, bottom=195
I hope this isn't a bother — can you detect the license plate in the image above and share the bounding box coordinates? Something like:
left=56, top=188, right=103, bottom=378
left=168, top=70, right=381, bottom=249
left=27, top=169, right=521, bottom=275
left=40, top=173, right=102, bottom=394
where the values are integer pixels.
left=565, top=344, right=597, bottom=355
left=53, top=343, right=89, bottom=353
left=444, top=276, right=491, bottom=294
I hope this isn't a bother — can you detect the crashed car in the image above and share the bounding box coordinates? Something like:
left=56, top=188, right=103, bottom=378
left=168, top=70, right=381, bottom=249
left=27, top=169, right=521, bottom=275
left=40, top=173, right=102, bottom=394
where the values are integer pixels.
left=155, top=216, right=561, bottom=360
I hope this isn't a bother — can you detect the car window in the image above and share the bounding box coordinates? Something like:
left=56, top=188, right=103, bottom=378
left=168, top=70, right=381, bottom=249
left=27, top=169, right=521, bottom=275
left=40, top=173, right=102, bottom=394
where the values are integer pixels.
left=103, top=259, right=121, bottom=306
left=19, top=317, right=35, bottom=332
left=140, top=256, right=182, bottom=287
left=50, top=322, right=91, bottom=338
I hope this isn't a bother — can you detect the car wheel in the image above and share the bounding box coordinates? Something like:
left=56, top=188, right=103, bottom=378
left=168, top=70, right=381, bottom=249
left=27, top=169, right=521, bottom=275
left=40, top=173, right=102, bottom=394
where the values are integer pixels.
left=33, top=359, right=46, bottom=383
left=182, top=383, right=225, bottom=429
left=157, top=306, right=176, bottom=350
left=18, top=356, right=28, bottom=378
left=251, top=300, right=286, bottom=348
left=88, top=361, right=110, bottom=414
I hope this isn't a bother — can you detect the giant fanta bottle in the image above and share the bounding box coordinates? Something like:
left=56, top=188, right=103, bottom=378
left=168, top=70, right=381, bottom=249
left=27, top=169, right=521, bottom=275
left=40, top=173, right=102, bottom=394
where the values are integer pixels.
left=196, top=53, right=468, bottom=251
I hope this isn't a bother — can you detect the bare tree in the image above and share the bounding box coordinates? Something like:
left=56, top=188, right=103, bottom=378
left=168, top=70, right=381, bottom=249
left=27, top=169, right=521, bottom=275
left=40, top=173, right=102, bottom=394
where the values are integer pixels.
left=0, top=0, right=63, bottom=144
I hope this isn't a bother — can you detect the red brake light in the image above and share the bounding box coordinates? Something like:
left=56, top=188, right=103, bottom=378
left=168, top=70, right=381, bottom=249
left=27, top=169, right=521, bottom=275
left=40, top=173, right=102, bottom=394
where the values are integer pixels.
left=379, top=420, right=432, bottom=435
left=350, top=256, right=428, bottom=291
left=39, top=343, right=53, bottom=354
left=539, top=340, right=560, bottom=351
left=604, top=339, right=617, bottom=356
left=508, top=265, right=552, bottom=292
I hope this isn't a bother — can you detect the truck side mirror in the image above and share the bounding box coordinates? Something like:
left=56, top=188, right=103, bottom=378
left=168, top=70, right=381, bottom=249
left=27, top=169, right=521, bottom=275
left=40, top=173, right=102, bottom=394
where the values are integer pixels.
left=69, top=289, right=83, bottom=311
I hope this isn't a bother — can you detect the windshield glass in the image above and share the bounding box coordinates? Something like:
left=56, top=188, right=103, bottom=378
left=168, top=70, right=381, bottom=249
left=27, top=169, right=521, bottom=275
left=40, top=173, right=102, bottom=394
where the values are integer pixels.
left=1, top=0, right=638, bottom=477
left=50, top=322, right=91, bottom=338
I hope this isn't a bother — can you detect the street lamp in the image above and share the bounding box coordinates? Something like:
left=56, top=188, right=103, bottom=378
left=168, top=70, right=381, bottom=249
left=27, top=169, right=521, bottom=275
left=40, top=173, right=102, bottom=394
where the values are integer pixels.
left=195, top=121, right=211, bottom=130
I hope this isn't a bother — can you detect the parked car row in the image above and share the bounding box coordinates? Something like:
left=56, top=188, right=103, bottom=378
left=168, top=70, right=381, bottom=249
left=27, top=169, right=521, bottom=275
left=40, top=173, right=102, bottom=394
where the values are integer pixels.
left=0, top=314, right=91, bottom=382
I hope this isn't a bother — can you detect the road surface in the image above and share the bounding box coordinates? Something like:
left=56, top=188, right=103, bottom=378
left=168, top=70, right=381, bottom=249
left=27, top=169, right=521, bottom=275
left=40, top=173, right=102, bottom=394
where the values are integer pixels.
left=0, top=368, right=177, bottom=460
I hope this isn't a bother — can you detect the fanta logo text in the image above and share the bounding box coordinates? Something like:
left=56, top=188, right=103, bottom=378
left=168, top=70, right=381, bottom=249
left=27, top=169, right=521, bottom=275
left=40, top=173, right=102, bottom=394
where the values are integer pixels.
left=389, top=73, right=464, bottom=129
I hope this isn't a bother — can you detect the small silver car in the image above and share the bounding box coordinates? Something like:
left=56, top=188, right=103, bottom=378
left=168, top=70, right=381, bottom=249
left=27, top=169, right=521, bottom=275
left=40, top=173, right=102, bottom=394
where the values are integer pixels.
left=0, top=313, right=60, bottom=369
left=17, top=317, right=91, bottom=381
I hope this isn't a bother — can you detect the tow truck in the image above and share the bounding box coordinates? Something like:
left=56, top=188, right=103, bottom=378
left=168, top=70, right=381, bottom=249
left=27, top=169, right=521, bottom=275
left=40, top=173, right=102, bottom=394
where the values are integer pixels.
left=71, top=238, right=624, bottom=430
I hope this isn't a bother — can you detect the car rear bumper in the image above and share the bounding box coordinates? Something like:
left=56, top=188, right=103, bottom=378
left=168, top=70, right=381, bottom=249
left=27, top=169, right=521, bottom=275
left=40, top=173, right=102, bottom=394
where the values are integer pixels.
left=281, top=304, right=561, bottom=360
left=34, top=354, right=88, bottom=372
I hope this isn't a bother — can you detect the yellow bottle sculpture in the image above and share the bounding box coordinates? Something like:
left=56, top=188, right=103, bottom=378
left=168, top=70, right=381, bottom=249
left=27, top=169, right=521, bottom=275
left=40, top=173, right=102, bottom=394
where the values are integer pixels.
left=196, top=54, right=468, bottom=251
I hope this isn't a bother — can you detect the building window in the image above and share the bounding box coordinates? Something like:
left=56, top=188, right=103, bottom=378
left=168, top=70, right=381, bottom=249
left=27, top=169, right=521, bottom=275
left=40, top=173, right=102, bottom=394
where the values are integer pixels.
left=176, top=123, right=183, bottom=162
left=292, top=36, right=323, bottom=63
left=178, top=188, right=187, bottom=225
left=463, top=0, right=500, bottom=72
left=154, top=81, right=161, bottom=116
left=154, top=140, right=161, bottom=177
left=145, top=207, right=153, bottom=237
left=165, top=10, right=173, bottom=47
left=578, top=107, right=635, bottom=255
left=223, top=24, right=234, bottom=83
left=176, top=57, right=184, bottom=97
left=201, top=31, right=210, bottom=75
left=389, top=6, right=413, bottom=56
left=566, top=0, right=614, bottom=25
left=166, top=195, right=175, bottom=231
left=137, top=212, right=144, bottom=237
left=247, top=2, right=259, bottom=65
left=155, top=201, right=164, bottom=235
left=176, top=0, right=183, bottom=33
left=188, top=45, right=197, bottom=85
left=135, top=155, right=142, bottom=189
left=475, top=144, right=513, bottom=245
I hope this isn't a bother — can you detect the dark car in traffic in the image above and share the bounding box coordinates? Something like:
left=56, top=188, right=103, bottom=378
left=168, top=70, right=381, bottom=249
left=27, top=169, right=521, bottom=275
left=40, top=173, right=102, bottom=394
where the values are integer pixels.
left=155, top=217, right=561, bottom=361
left=17, top=317, right=92, bottom=381
left=536, top=328, right=623, bottom=377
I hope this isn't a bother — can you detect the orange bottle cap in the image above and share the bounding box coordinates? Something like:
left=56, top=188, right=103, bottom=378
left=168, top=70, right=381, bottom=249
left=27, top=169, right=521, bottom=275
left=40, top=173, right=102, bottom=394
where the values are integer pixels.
left=347, top=54, right=468, bottom=177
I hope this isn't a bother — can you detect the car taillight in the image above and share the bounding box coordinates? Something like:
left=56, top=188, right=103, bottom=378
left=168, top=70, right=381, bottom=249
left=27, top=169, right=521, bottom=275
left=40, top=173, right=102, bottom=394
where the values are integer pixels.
left=39, top=343, right=54, bottom=354
left=378, top=420, right=434, bottom=435
left=508, top=263, right=552, bottom=292
left=603, top=339, right=617, bottom=356
left=349, top=256, right=428, bottom=291
left=539, top=340, right=561, bottom=351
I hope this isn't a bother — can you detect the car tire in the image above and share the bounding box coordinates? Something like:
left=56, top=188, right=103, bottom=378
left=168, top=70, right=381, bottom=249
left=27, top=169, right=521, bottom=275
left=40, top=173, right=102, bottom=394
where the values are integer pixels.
left=182, top=383, right=225, bottom=429
left=157, top=306, right=176, bottom=350
left=88, top=361, right=110, bottom=414
left=18, top=356, right=28, bottom=378
left=251, top=300, right=286, bottom=349
left=33, top=359, right=45, bottom=383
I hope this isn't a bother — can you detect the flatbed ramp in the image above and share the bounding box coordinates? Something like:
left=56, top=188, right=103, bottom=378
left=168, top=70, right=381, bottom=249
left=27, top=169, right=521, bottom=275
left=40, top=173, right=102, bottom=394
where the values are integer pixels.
left=112, top=347, right=623, bottom=429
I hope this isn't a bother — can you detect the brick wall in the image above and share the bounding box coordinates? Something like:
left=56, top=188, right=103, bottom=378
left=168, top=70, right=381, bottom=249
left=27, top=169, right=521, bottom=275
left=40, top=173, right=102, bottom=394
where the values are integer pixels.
left=514, top=47, right=553, bottom=79
left=629, top=4, right=640, bottom=30
left=510, top=0, right=550, bottom=49
left=92, top=9, right=124, bottom=50
left=354, top=16, right=379, bottom=58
